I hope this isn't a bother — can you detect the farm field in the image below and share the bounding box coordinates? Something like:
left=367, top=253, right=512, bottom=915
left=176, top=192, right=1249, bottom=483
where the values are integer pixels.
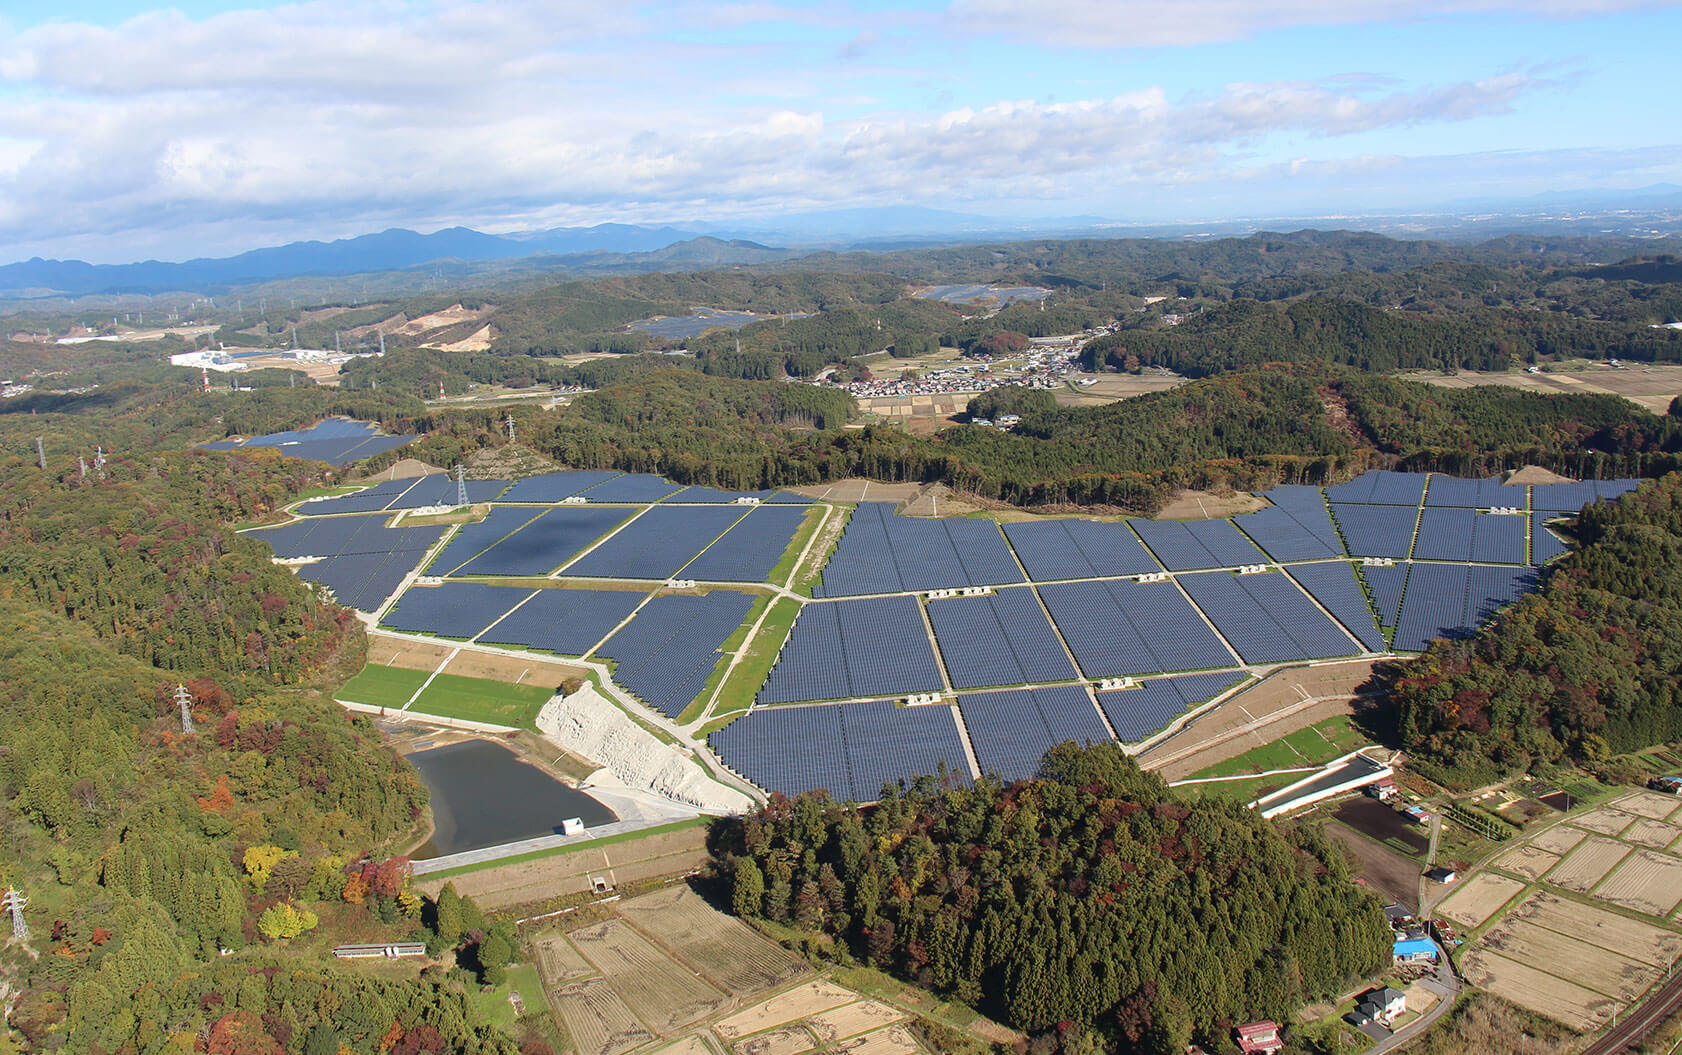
left=1615, top=789, right=1682, bottom=821
left=1543, top=835, right=1631, bottom=893
left=367, top=635, right=455, bottom=670
left=1436, top=871, right=1528, bottom=928
left=1495, top=845, right=1562, bottom=881
left=1592, top=849, right=1682, bottom=916
left=1459, top=947, right=1618, bottom=1032
left=615, top=885, right=809, bottom=995
left=567, top=919, right=729, bottom=1033
left=1406, top=363, right=1682, bottom=415
left=1191, top=713, right=1371, bottom=778
left=408, top=671, right=556, bottom=727
left=551, top=978, right=656, bottom=1055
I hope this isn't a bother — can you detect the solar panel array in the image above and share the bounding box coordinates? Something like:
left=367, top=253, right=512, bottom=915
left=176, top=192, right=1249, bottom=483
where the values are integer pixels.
left=1129, top=518, right=1269, bottom=571
left=578, top=473, right=686, bottom=503
left=927, top=588, right=1078, bottom=688
left=1330, top=503, right=1419, bottom=559
left=427, top=507, right=547, bottom=575
left=1001, top=519, right=1161, bottom=580
left=244, top=513, right=447, bottom=612
left=668, top=486, right=796, bottom=504
left=1530, top=478, right=1640, bottom=512
left=817, top=503, right=1022, bottom=596
left=386, top=476, right=509, bottom=510
left=203, top=419, right=416, bottom=466
left=1232, top=502, right=1344, bottom=562
left=498, top=471, right=624, bottom=503
left=475, top=587, right=646, bottom=656
left=1326, top=470, right=1428, bottom=506
left=293, top=552, right=424, bottom=611
left=1037, top=579, right=1235, bottom=677
left=1391, top=563, right=1537, bottom=653
left=1359, top=563, right=1410, bottom=629
left=682, top=505, right=810, bottom=582
left=455, top=506, right=633, bottom=576
left=597, top=591, right=755, bottom=718
left=757, top=596, right=945, bottom=703
left=1414, top=508, right=1526, bottom=564
left=710, top=699, right=969, bottom=801
left=1177, top=571, right=1357, bottom=664
left=1285, top=562, right=1387, bottom=652
left=1424, top=476, right=1510, bottom=508
left=1531, top=515, right=1568, bottom=563
left=1097, top=672, right=1248, bottom=743
left=295, top=478, right=417, bottom=516
left=379, top=582, right=534, bottom=639
left=958, top=686, right=1110, bottom=782
left=565, top=505, right=745, bottom=579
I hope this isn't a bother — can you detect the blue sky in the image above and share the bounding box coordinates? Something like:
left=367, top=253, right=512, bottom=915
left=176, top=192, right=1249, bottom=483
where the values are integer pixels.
left=0, top=0, right=1678, bottom=262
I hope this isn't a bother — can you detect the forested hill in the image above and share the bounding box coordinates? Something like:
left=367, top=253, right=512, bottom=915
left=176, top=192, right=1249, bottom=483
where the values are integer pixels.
left=1080, top=295, right=1682, bottom=376
left=0, top=417, right=527, bottom=1052
left=1389, top=472, right=1682, bottom=786
left=715, top=743, right=1390, bottom=1051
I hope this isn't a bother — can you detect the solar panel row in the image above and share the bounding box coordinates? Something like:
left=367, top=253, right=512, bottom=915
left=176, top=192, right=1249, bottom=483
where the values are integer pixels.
left=1531, top=515, right=1569, bottom=563
left=456, top=506, right=633, bottom=577
left=1529, top=478, right=1639, bottom=512
left=927, top=588, right=1078, bottom=689
left=498, top=470, right=624, bottom=504
left=682, top=504, right=810, bottom=582
left=387, top=476, right=509, bottom=510
left=295, top=478, right=417, bottom=516
left=817, top=503, right=1022, bottom=596
left=1284, top=562, right=1387, bottom=652
left=597, top=591, right=755, bottom=718
left=710, top=699, right=969, bottom=801
left=1424, top=476, right=1510, bottom=508
left=379, top=582, right=536, bottom=639
left=565, top=505, right=746, bottom=579
left=294, top=550, right=425, bottom=611
left=1177, top=571, right=1357, bottom=665
left=1096, top=672, right=1247, bottom=743
left=208, top=420, right=417, bottom=467
left=578, top=473, right=687, bottom=503
left=1359, top=562, right=1409, bottom=629
left=959, top=686, right=1110, bottom=782
left=1414, top=508, right=1525, bottom=565
left=475, top=587, right=646, bottom=656
left=1037, top=579, right=1235, bottom=677
left=427, top=507, right=548, bottom=575
left=1001, top=519, right=1161, bottom=581
left=757, top=596, right=945, bottom=703
left=1130, top=518, right=1269, bottom=571
left=1232, top=504, right=1343, bottom=562
left=245, top=512, right=443, bottom=560
left=1330, top=503, right=1419, bottom=559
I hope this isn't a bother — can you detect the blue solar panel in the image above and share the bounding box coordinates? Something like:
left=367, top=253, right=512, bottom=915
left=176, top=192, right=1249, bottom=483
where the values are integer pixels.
left=597, top=591, right=755, bottom=717
left=842, top=700, right=970, bottom=800
left=1469, top=514, right=1527, bottom=565
left=243, top=513, right=444, bottom=561
left=1037, top=579, right=1235, bottom=677
left=1369, top=471, right=1429, bottom=506
left=1330, top=504, right=1418, bottom=559
left=385, top=476, right=509, bottom=510
left=1095, top=672, right=1247, bottom=744
left=1130, top=519, right=1268, bottom=571
left=475, top=587, right=646, bottom=655
left=578, top=473, right=686, bottom=503
left=1233, top=504, right=1343, bottom=562
left=208, top=420, right=418, bottom=467
left=379, top=582, right=536, bottom=639
left=1466, top=566, right=1538, bottom=627
left=1531, top=515, right=1569, bottom=563
left=710, top=704, right=848, bottom=800
left=294, top=478, right=415, bottom=516
left=566, top=506, right=746, bottom=579
left=959, top=686, right=1111, bottom=783
left=683, top=505, right=810, bottom=582
left=427, top=507, right=548, bottom=575
left=1413, top=508, right=1477, bottom=562
left=1178, top=571, right=1356, bottom=664
left=1392, top=563, right=1471, bottom=652
left=1528, top=481, right=1597, bottom=512
left=668, top=486, right=796, bottom=504
left=498, top=471, right=624, bottom=503
left=1002, top=519, right=1161, bottom=580
left=817, top=503, right=1022, bottom=596
left=757, top=597, right=944, bottom=703
left=1359, top=563, right=1409, bottom=628
left=1424, top=475, right=1511, bottom=508
left=455, top=506, right=633, bottom=576
left=928, top=587, right=1078, bottom=689
left=1285, top=562, right=1387, bottom=652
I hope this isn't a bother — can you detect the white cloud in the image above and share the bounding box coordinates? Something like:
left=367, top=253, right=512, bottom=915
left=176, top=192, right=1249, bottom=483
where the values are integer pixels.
left=944, top=0, right=1675, bottom=48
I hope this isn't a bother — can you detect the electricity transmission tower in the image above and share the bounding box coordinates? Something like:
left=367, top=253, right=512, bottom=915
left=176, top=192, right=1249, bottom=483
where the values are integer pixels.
left=175, top=684, right=196, bottom=735
left=456, top=465, right=468, bottom=507
left=504, top=414, right=516, bottom=444
left=2, top=888, right=28, bottom=942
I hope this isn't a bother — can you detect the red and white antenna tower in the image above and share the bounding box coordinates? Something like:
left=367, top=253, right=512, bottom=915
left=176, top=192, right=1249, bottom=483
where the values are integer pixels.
left=201, top=366, right=210, bottom=392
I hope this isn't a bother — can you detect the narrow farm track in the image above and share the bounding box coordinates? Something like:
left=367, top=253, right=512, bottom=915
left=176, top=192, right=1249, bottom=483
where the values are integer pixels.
left=1582, top=968, right=1682, bottom=1055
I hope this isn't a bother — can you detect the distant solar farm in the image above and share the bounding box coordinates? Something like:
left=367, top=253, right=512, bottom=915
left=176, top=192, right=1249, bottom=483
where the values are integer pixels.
left=241, top=456, right=1640, bottom=802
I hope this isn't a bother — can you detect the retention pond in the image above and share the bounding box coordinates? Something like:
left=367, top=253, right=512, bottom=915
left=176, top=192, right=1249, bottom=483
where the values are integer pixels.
left=407, top=739, right=619, bottom=858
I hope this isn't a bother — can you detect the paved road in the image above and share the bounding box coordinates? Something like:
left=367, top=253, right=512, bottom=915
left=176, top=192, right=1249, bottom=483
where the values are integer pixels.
left=1366, top=942, right=1461, bottom=1055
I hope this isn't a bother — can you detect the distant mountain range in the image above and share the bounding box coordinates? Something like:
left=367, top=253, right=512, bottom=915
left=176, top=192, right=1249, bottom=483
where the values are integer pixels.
left=3, top=190, right=1679, bottom=298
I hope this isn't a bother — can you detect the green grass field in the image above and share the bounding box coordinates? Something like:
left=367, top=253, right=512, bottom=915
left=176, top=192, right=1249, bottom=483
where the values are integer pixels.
left=705, top=595, right=802, bottom=721
left=471, top=963, right=543, bottom=1027
left=768, top=505, right=826, bottom=586
left=1174, top=772, right=1288, bottom=803
left=407, top=672, right=556, bottom=728
left=678, top=592, right=771, bottom=724
left=1190, top=714, right=1372, bottom=780
left=338, top=664, right=433, bottom=709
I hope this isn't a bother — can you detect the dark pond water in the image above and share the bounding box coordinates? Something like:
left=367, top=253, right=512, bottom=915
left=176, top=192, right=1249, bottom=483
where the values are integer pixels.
left=407, top=739, right=619, bottom=858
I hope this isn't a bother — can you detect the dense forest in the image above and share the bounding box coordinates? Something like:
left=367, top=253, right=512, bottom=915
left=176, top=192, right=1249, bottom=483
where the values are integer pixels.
left=0, top=415, right=539, bottom=1053
left=715, top=743, right=1390, bottom=1052
left=1388, top=472, right=1682, bottom=786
